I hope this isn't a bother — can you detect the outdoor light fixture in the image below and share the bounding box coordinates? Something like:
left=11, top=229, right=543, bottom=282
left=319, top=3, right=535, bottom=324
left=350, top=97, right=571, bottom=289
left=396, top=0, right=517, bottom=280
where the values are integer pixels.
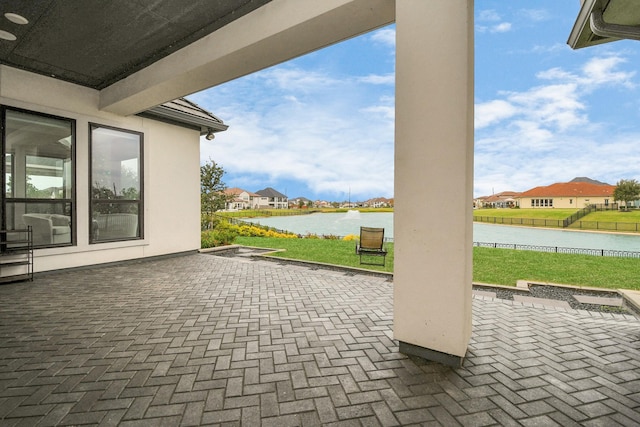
left=4, top=13, right=29, bottom=25
left=568, top=0, right=640, bottom=49
left=205, top=128, right=215, bottom=140
left=0, top=12, right=29, bottom=41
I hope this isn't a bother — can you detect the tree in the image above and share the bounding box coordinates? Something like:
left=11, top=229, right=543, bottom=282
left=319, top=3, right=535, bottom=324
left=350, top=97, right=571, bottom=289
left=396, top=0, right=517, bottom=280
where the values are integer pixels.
left=200, top=159, right=233, bottom=213
left=613, top=179, right=640, bottom=211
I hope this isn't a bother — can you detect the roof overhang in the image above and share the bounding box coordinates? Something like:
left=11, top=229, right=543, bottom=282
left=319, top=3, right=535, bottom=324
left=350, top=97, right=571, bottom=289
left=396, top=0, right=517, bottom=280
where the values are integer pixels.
left=568, top=0, right=640, bottom=49
left=137, top=99, right=228, bottom=136
left=0, top=0, right=394, bottom=117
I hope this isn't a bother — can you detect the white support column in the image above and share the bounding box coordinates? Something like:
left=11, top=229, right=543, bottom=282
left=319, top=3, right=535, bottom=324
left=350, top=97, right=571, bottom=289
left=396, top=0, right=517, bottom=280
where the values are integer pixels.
left=394, top=0, right=474, bottom=367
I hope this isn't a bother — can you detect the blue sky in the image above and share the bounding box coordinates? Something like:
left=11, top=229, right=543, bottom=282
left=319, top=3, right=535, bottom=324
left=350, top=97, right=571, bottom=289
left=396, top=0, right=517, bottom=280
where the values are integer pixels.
left=193, top=1, right=640, bottom=201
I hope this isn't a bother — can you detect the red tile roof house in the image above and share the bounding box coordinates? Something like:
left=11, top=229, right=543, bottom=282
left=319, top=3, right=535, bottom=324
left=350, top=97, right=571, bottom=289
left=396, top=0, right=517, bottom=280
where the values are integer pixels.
left=517, top=178, right=616, bottom=209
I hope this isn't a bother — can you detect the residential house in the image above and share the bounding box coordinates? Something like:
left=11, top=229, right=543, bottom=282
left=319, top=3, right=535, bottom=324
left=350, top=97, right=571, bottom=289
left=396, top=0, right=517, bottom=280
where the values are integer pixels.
left=223, top=187, right=263, bottom=210
left=256, top=187, right=288, bottom=209
left=367, top=197, right=392, bottom=208
left=476, top=191, right=520, bottom=208
left=290, top=197, right=312, bottom=208
left=518, top=178, right=615, bottom=209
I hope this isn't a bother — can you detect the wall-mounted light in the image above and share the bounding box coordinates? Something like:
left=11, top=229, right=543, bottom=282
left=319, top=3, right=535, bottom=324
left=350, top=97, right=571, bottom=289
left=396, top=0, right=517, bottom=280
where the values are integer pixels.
left=205, top=128, right=215, bottom=140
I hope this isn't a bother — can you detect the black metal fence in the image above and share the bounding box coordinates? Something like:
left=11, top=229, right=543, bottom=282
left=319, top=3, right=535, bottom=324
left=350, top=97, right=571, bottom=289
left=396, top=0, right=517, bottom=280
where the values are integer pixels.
left=571, top=221, right=640, bottom=232
left=473, top=241, right=640, bottom=258
left=474, top=203, right=629, bottom=229
left=473, top=217, right=565, bottom=228
left=562, top=203, right=618, bottom=227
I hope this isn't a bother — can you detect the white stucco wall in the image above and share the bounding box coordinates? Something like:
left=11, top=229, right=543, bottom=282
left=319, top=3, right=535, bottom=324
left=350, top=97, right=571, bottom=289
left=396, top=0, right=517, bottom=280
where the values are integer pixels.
left=1, top=66, right=201, bottom=272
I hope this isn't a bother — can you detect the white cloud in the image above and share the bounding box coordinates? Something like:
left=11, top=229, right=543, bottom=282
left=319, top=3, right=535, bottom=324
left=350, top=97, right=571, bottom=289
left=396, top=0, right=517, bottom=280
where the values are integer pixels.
left=474, top=54, right=639, bottom=197
left=359, top=73, right=394, bottom=85
left=369, top=28, right=395, bottom=47
left=475, top=100, right=517, bottom=129
left=520, top=9, right=550, bottom=22
left=531, top=43, right=567, bottom=54
left=581, top=56, right=635, bottom=88
left=195, top=65, right=395, bottom=199
left=490, top=22, right=512, bottom=33
left=478, top=10, right=501, bottom=22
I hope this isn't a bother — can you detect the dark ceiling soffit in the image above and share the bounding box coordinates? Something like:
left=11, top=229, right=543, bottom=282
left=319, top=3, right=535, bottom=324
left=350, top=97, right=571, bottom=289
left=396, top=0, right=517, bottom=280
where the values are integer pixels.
left=137, top=105, right=228, bottom=135
left=0, top=0, right=271, bottom=90
left=98, top=0, right=271, bottom=90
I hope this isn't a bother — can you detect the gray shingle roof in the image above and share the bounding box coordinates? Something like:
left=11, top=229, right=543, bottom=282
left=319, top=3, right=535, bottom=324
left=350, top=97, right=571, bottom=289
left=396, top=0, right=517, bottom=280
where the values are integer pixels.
left=138, top=97, right=228, bottom=136
left=256, top=187, right=287, bottom=198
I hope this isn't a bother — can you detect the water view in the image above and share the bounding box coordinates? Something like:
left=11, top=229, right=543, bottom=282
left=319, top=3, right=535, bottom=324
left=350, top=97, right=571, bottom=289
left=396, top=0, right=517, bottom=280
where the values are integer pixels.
left=248, top=211, right=640, bottom=252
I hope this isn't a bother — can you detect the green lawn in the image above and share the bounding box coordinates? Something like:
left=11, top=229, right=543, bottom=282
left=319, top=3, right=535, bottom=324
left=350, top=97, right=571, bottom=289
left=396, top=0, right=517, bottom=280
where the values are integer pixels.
left=233, top=236, right=640, bottom=290
left=574, top=210, right=640, bottom=222
left=473, top=247, right=639, bottom=290
left=569, top=210, right=640, bottom=232
left=474, top=208, right=578, bottom=219
left=235, top=236, right=393, bottom=273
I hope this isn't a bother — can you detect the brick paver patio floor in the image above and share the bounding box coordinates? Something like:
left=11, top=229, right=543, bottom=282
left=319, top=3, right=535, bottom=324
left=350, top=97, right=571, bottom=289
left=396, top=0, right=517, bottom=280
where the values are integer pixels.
left=1, top=254, right=639, bottom=426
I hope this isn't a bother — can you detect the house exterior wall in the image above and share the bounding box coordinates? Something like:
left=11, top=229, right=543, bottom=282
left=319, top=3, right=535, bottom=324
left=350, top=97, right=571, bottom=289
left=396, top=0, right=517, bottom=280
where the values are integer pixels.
left=1, top=66, right=201, bottom=272
left=519, top=196, right=613, bottom=209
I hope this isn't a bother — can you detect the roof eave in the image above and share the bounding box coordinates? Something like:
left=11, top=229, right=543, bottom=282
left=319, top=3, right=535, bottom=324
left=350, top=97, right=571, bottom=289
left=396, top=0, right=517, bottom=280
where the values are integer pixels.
left=138, top=104, right=229, bottom=135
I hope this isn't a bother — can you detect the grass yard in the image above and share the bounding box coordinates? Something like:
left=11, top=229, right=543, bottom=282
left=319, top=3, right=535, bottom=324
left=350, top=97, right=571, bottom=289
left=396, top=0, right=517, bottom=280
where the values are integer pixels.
left=235, top=236, right=393, bottom=272
left=574, top=210, right=640, bottom=222
left=233, top=236, right=640, bottom=290
left=474, top=208, right=578, bottom=219
left=473, top=247, right=639, bottom=290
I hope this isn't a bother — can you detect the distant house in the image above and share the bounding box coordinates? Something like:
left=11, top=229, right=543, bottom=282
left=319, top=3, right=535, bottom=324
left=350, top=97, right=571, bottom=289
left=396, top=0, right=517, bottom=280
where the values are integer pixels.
left=223, top=187, right=264, bottom=210
left=290, top=197, right=312, bottom=208
left=476, top=191, right=520, bottom=209
left=256, top=187, right=288, bottom=209
left=367, top=197, right=392, bottom=208
left=518, top=178, right=615, bottom=209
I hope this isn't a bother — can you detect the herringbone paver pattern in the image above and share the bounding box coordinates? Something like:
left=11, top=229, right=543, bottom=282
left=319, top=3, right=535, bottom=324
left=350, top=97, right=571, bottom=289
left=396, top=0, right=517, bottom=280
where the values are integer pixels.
left=0, top=254, right=639, bottom=426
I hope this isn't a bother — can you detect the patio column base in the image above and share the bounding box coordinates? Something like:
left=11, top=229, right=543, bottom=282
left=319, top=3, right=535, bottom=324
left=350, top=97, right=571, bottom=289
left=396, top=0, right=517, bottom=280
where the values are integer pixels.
left=399, top=341, right=466, bottom=368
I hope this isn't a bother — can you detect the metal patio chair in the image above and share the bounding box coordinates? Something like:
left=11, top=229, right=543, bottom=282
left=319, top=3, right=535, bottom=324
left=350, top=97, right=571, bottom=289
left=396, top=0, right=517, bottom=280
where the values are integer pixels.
left=356, top=226, right=387, bottom=266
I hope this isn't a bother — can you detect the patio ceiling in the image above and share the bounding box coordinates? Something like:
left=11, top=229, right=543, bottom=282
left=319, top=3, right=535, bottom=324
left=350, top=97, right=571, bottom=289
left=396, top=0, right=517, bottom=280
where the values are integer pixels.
left=0, top=0, right=271, bottom=90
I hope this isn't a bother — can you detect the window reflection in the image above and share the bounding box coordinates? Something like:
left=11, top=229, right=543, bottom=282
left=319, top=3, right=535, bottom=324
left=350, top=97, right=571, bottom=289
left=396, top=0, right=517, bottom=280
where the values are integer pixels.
left=90, top=124, right=143, bottom=243
left=2, top=109, right=74, bottom=247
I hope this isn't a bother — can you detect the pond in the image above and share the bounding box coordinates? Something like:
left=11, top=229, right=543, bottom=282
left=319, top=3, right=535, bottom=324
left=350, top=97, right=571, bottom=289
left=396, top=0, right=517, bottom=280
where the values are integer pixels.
left=248, top=211, right=640, bottom=252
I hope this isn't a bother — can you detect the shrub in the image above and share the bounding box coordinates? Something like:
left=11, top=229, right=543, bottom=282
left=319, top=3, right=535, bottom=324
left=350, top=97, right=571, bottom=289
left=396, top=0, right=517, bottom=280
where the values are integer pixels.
left=343, top=234, right=359, bottom=241
left=201, top=220, right=238, bottom=248
left=201, top=228, right=238, bottom=248
left=201, top=218, right=297, bottom=247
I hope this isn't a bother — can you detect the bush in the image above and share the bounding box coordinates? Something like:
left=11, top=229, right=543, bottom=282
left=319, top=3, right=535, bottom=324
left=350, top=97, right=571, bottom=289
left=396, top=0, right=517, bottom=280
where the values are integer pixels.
left=201, top=220, right=238, bottom=248
left=343, top=234, right=358, bottom=241
left=201, top=218, right=298, bottom=248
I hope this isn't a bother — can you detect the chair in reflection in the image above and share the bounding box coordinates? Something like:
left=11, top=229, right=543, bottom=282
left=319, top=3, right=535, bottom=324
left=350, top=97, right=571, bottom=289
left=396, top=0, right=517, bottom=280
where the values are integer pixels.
left=22, top=214, right=71, bottom=246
